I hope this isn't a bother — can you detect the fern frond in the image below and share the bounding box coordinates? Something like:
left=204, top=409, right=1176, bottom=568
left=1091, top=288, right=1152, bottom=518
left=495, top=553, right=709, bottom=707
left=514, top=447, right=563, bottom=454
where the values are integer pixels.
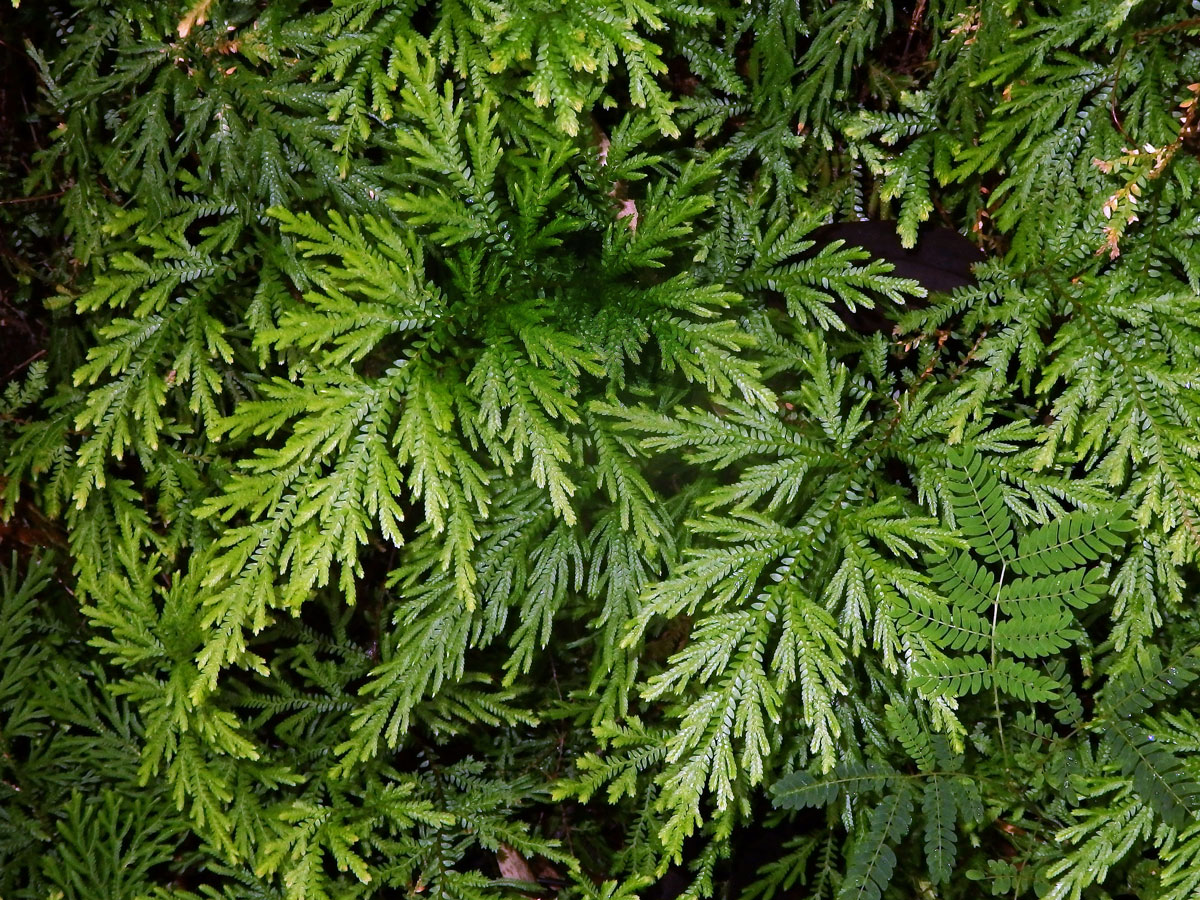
left=928, top=551, right=995, bottom=613
left=771, top=762, right=897, bottom=811
left=885, top=703, right=935, bottom=772
left=1102, top=720, right=1199, bottom=828
left=943, top=449, right=1014, bottom=565
left=1010, top=507, right=1134, bottom=576
left=1100, top=647, right=1200, bottom=719
left=839, top=790, right=913, bottom=900
left=921, top=776, right=957, bottom=885
left=911, top=654, right=991, bottom=699
left=994, top=610, right=1078, bottom=658
left=991, top=658, right=1062, bottom=702
left=891, top=595, right=990, bottom=652
left=1000, top=568, right=1107, bottom=614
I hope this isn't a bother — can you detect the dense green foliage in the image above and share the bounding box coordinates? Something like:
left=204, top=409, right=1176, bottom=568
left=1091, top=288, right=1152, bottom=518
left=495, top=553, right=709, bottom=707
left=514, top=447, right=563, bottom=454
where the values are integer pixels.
left=3, top=1, right=1200, bottom=898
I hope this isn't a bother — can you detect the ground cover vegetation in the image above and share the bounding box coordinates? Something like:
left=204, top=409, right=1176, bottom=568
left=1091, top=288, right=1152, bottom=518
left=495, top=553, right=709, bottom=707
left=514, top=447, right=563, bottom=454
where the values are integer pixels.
left=2, top=0, right=1200, bottom=897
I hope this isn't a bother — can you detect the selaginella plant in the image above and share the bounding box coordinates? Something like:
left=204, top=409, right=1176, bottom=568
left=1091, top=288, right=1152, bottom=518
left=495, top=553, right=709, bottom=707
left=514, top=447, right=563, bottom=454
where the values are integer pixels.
left=3, top=1, right=1200, bottom=899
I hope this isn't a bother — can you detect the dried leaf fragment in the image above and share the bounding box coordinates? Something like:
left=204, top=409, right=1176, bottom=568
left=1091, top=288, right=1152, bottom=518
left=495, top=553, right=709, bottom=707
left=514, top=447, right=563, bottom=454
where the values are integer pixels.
left=616, top=198, right=638, bottom=231
left=496, top=843, right=537, bottom=883
left=178, top=0, right=215, bottom=38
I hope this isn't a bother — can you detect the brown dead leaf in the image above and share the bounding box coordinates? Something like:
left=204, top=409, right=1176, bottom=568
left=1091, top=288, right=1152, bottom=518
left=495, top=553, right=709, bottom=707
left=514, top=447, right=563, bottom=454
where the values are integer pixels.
left=534, top=860, right=564, bottom=887
left=616, top=198, right=638, bottom=231
left=595, top=131, right=611, bottom=167
left=497, top=843, right=537, bottom=883
left=177, top=0, right=215, bottom=38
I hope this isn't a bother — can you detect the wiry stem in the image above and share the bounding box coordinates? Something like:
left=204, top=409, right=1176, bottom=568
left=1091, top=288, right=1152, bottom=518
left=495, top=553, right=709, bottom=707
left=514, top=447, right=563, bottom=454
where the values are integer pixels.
left=992, top=560, right=1008, bottom=769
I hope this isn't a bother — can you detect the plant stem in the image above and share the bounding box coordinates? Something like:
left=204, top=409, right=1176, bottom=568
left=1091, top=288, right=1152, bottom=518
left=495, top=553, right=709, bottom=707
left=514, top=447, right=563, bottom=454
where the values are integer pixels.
left=992, top=560, right=1008, bottom=770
